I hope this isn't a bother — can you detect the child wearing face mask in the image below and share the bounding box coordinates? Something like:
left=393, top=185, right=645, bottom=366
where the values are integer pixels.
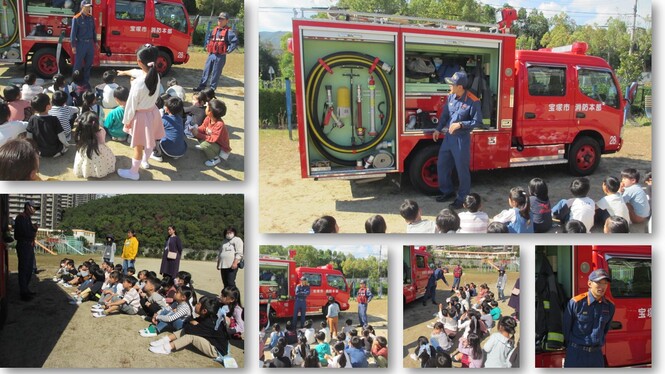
left=216, top=227, right=244, bottom=289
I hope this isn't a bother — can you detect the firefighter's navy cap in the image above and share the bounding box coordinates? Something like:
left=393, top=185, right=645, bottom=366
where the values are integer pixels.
left=81, top=0, right=92, bottom=7
left=25, top=200, right=40, bottom=210
left=445, top=71, right=468, bottom=87
left=589, top=269, right=611, bottom=282
left=218, top=12, right=229, bottom=20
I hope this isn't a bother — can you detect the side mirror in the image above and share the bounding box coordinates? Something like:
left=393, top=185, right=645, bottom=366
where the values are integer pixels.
left=625, top=81, right=638, bottom=104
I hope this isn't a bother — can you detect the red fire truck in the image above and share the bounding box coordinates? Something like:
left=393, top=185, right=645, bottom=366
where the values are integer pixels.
left=292, top=10, right=635, bottom=194
left=535, top=245, right=651, bottom=367
left=0, top=0, right=196, bottom=78
left=259, top=255, right=350, bottom=327
left=403, top=245, right=433, bottom=304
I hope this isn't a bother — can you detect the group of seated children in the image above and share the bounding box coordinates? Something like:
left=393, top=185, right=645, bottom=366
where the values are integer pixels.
left=0, top=70, right=233, bottom=180
left=261, top=317, right=388, bottom=368
left=398, top=168, right=651, bottom=233
left=52, top=258, right=243, bottom=365
left=412, top=285, right=517, bottom=368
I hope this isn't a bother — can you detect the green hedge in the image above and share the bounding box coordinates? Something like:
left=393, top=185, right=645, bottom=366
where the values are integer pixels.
left=259, top=87, right=297, bottom=129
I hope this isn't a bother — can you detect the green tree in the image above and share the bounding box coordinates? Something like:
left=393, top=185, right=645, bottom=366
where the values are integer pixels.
left=540, top=13, right=576, bottom=48
left=259, top=42, right=280, bottom=80
left=337, top=0, right=407, bottom=14
left=278, top=33, right=294, bottom=78
left=617, top=52, right=644, bottom=89
left=195, top=0, right=243, bottom=17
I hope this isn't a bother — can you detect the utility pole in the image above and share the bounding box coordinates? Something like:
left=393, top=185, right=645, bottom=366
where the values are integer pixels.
left=629, top=0, right=638, bottom=55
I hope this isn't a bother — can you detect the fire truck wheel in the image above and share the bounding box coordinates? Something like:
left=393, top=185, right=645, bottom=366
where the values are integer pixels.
left=408, top=144, right=442, bottom=195
left=155, top=50, right=172, bottom=76
left=259, top=306, right=276, bottom=329
left=568, top=136, right=601, bottom=176
left=32, top=48, right=59, bottom=78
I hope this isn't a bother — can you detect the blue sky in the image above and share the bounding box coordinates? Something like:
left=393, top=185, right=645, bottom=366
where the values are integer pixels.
left=314, top=245, right=386, bottom=259
left=258, top=0, right=652, bottom=33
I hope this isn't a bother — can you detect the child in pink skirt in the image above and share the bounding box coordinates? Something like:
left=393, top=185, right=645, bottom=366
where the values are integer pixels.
left=117, top=44, right=165, bottom=180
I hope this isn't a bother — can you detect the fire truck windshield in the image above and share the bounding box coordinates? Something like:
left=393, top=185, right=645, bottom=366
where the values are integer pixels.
left=155, top=2, right=188, bottom=34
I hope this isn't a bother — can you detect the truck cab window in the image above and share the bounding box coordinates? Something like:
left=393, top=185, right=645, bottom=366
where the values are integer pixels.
left=327, top=274, right=347, bottom=291
left=115, top=0, right=145, bottom=21
left=304, top=273, right=322, bottom=287
left=155, top=3, right=188, bottom=34
left=578, top=69, right=620, bottom=109
left=416, top=255, right=425, bottom=269
left=607, top=257, right=651, bottom=298
left=527, top=66, right=566, bottom=96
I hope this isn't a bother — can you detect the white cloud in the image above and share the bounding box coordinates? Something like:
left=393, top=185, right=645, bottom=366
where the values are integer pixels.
left=314, top=245, right=383, bottom=259
left=259, top=0, right=339, bottom=32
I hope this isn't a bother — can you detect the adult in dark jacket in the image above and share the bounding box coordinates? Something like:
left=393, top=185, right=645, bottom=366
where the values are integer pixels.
left=14, top=200, right=40, bottom=301
left=159, top=225, right=182, bottom=278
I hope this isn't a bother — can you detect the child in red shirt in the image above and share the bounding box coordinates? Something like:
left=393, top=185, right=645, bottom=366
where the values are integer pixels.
left=190, top=99, right=231, bottom=167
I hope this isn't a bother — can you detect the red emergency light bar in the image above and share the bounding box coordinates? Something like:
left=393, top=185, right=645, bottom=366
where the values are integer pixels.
left=540, top=42, right=589, bottom=55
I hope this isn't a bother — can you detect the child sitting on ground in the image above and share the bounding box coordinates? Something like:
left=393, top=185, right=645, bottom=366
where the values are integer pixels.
left=528, top=178, right=552, bottom=233
left=436, top=208, right=460, bottom=233
left=311, top=215, right=339, bottom=233
left=26, top=93, right=68, bottom=157
left=457, top=193, right=489, bottom=233
left=326, top=340, right=352, bottom=368
left=80, top=91, right=105, bottom=123
left=595, top=175, right=631, bottom=226
left=100, top=70, right=119, bottom=109
left=371, top=336, right=388, bottom=367
left=491, top=187, right=534, bottom=233
left=140, top=277, right=169, bottom=318
left=69, top=70, right=91, bottom=107
left=92, top=275, right=140, bottom=317
left=483, top=316, right=517, bottom=368
left=21, top=73, right=43, bottom=101
left=48, top=91, right=78, bottom=142
left=319, top=321, right=331, bottom=343
left=346, top=336, right=369, bottom=368
left=148, top=296, right=231, bottom=362
left=342, top=318, right=355, bottom=335
left=4, top=85, right=33, bottom=121
left=70, top=267, right=105, bottom=305
left=314, top=331, right=331, bottom=366
left=183, top=92, right=207, bottom=138
left=190, top=99, right=232, bottom=167
left=454, top=333, right=483, bottom=368
left=165, top=78, right=186, bottom=101
left=103, top=86, right=129, bottom=141
left=268, top=323, right=284, bottom=349
left=604, top=215, right=630, bottom=233
left=552, top=177, right=595, bottom=231
left=73, top=112, right=116, bottom=179
left=364, top=214, right=387, bottom=233
left=620, top=168, right=650, bottom=223
left=45, top=74, right=71, bottom=102
left=151, top=96, right=187, bottom=162
left=400, top=199, right=436, bottom=233
left=430, top=321, right=452, bottom=353
left=303, top=319, right=316, bottom=345
left=140, top=286, right=194, bottom=336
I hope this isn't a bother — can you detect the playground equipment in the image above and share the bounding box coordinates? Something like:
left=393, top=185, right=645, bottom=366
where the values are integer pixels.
left=36, top=234, right=92, bottom=256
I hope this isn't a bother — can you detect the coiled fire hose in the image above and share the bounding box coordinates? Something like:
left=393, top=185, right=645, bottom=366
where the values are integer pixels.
left=305, top=52, right=394, bottom=166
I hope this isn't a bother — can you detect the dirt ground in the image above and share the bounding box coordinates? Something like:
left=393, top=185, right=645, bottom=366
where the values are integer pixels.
left=259, top=126, right=651, bottom=233
left=0, top=49, right=245, bottom=181
left=0, top=253, right=244, bottom=368
left=261, top=298, right=389, bottom=366
left=402, top=270, right=520, bottom=368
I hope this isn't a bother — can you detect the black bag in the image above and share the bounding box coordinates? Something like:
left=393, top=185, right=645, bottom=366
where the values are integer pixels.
left=237, top=258, right=244, bottom=269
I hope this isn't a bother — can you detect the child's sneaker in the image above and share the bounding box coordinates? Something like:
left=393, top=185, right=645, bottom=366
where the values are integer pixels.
left=52, top=277, right=59, bottom=282
left=149, top=343, right=172, bottom=355
left=205, top=157, right=221, bottom=167
left=117, top=168, right=139, bottom=181
left=92, top=312, right=106, bottom=318
left=150, top=337, right=171, bottom=347
left=140, top=324, right=158, bottom=337
left=150, top=153, right=163, bottom=162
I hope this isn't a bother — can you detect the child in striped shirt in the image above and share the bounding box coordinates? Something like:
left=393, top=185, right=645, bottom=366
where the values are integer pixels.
left=48, top=91, right=78, bottom=141
left=140, top=286, right=194, bottom=337
left=457, top=193, right=489, bottom=233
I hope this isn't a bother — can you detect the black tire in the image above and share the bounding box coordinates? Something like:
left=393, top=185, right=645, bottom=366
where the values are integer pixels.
left=32, top=48, right=59, bottom=78
left=568, top=136, right=601, bottom=176
left=155, top=50, right=172, bottom=76
left=408, top=144, right=441, bottom=195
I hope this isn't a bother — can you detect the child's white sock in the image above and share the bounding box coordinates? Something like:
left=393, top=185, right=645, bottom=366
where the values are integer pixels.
left=130, top=158, right=141, bottom=174
left=142, top=147, right=153, bottom=164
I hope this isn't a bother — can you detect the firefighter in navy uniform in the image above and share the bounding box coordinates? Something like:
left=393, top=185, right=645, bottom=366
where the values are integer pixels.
left=432, top=71, right=483, bottom=210
left=563, top=269, right=615, bottom=367
left=70, top=0, right=96, bottom=86
left=194, top=12, right=239, bottom=92
left=14, top=201, right=40, bottom=301
left=292, top=276, right=310, bottom=329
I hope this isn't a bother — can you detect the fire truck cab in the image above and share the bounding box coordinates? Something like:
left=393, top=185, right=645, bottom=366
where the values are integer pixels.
left=259, top=256, right=350, bottom=327
left=535, top=245, right=651, bottom=368
left=0, top=0, right=195, bottom=78
left=292, top=11, right=631, bottom=194
left=403, top=245, right=433, bottom=304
